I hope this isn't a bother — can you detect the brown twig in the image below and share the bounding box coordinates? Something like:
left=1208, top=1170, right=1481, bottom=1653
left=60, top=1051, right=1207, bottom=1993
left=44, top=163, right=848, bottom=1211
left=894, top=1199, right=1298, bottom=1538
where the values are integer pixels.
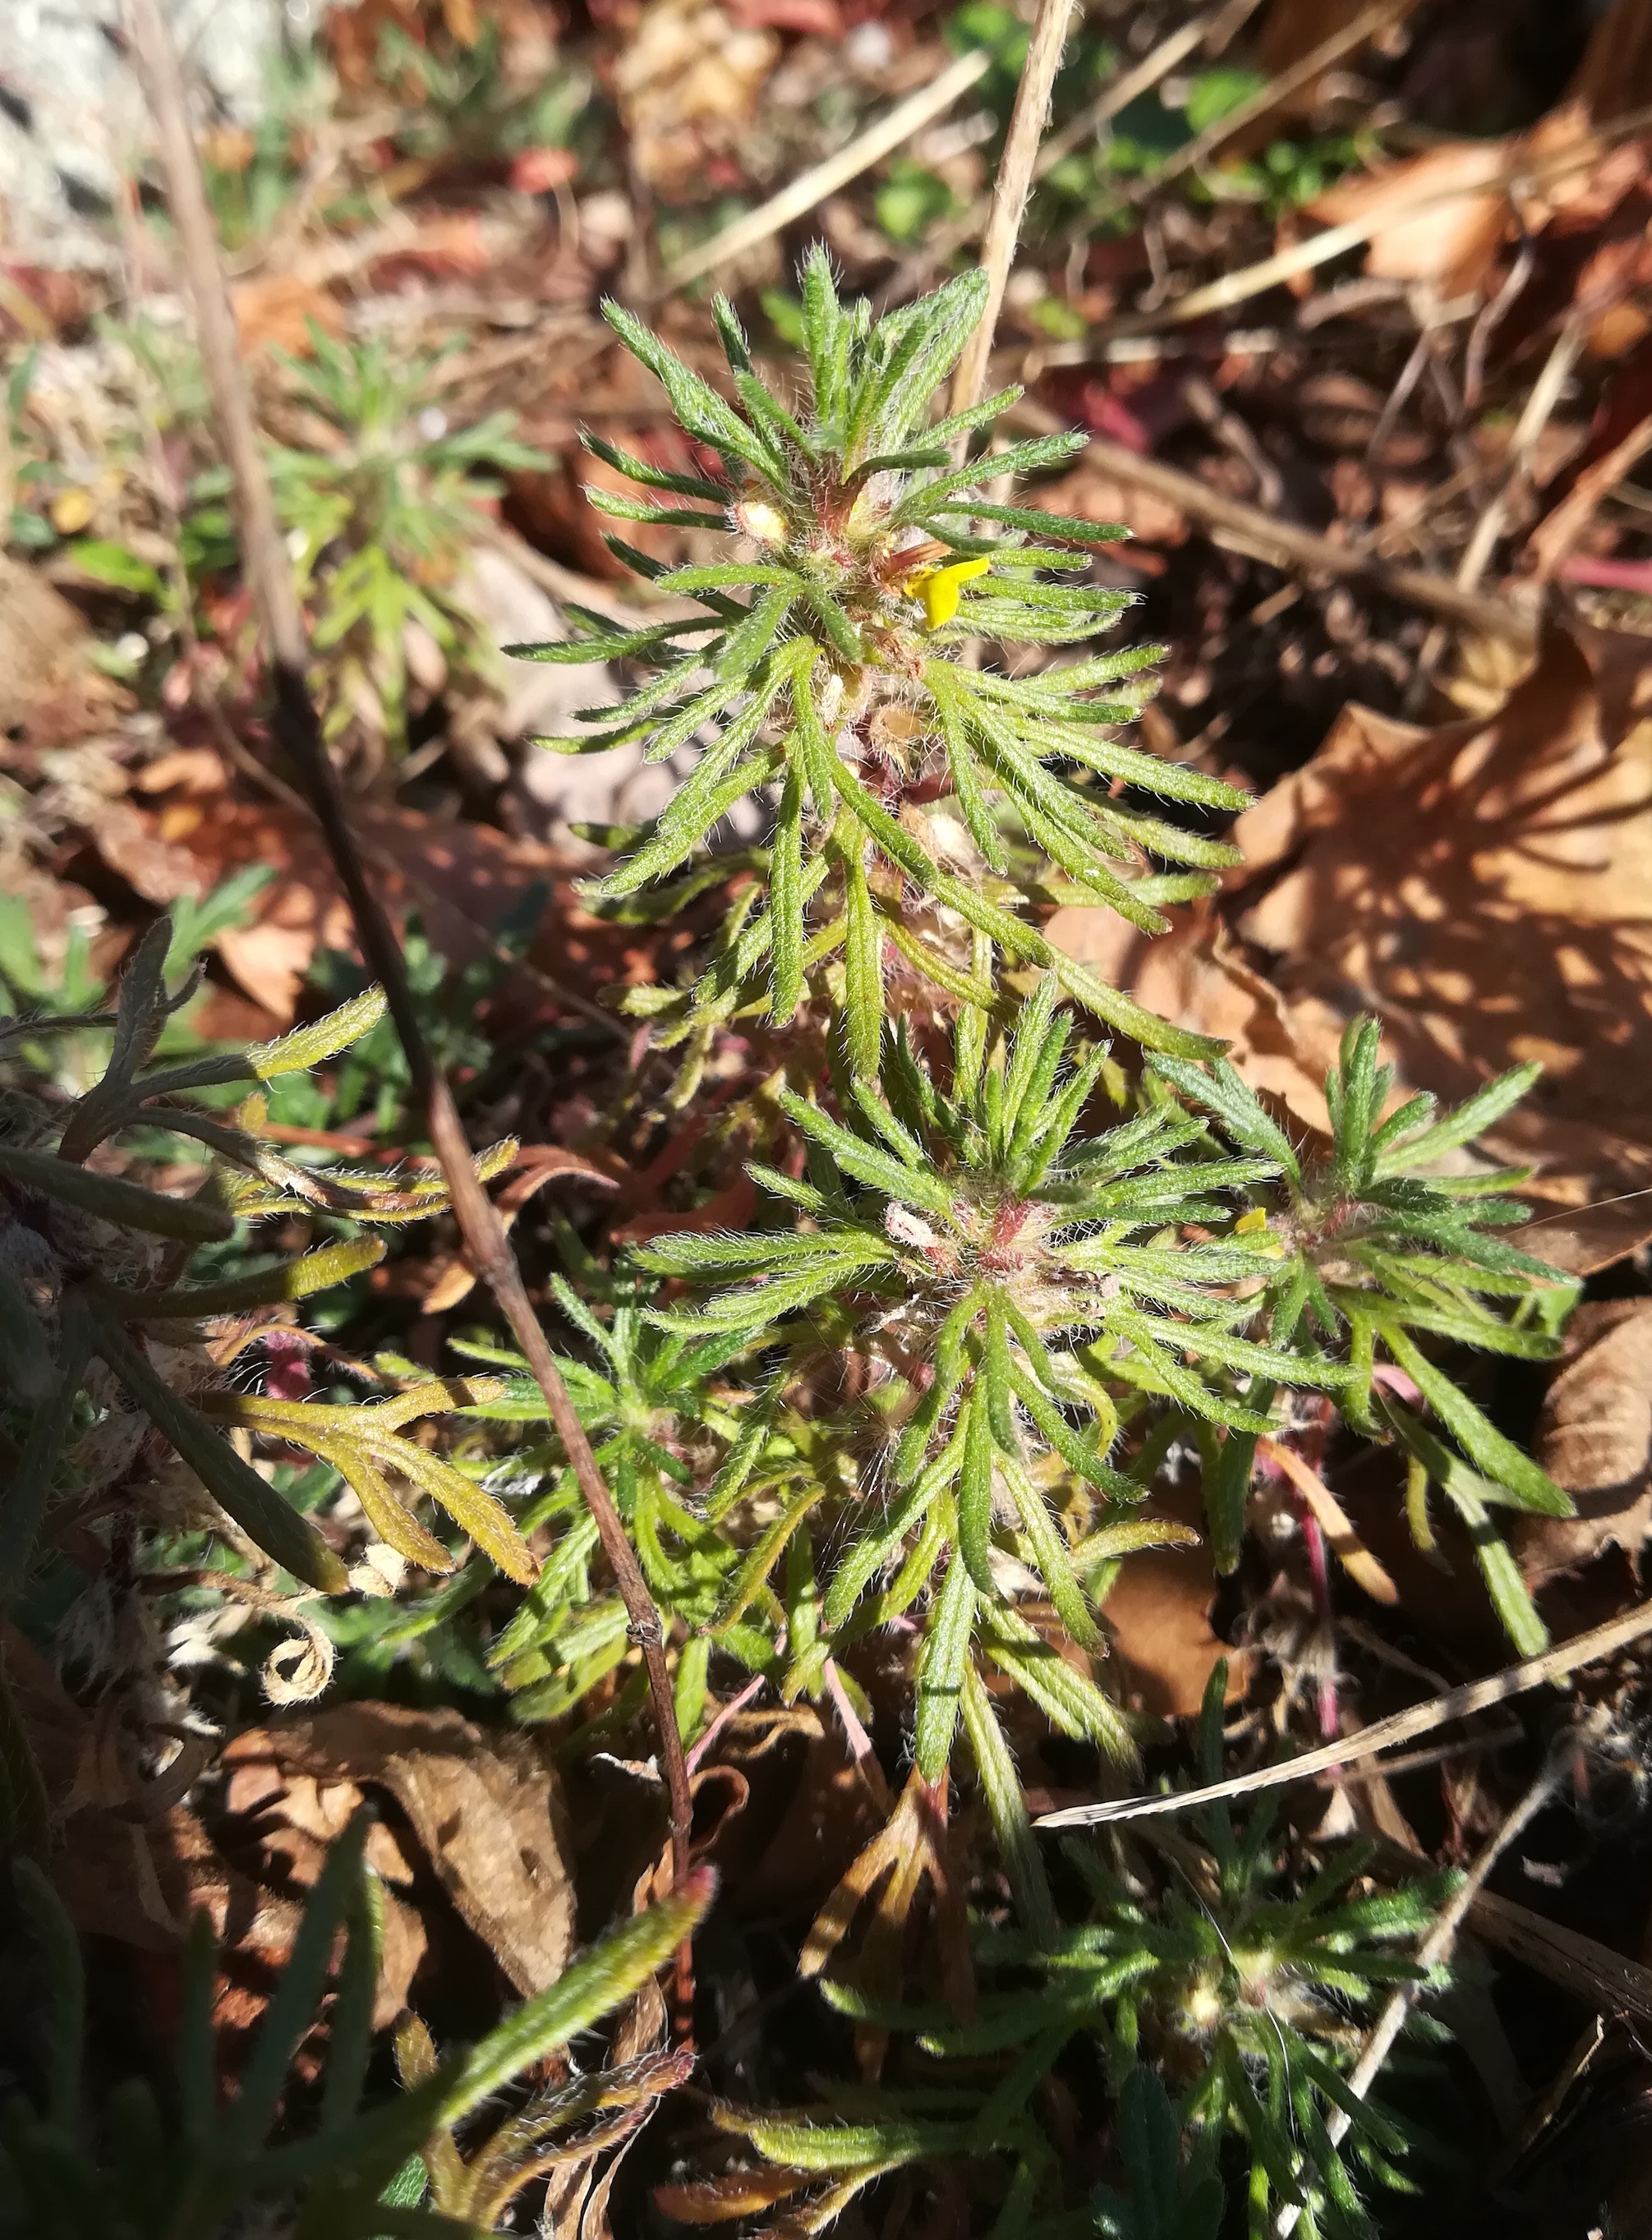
left=949, top=0, right=1077, bottom=425
left=122, top=0, right=697, bottom=1998
left=1456, top=312, right=1587, bottom=593
left=1272, top=1748, right=1571, bottom=2236
left=1006, top=401, right=1539, bottom=645
left=880, top=0, right=1263, bottom=309
left=1036, top=1598, right=1652, bottom=1828
left=1117, top=0, right=1417, bottom=213
left=660, top=48, right=992, bottom=294
left=1090, top=99, right=1652, bottom=343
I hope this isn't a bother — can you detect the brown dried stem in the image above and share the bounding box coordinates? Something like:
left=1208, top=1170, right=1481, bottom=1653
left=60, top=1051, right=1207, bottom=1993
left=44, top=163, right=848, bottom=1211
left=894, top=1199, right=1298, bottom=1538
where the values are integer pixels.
left=1038, top=1598, right=1652, bottom=1828
left=949, top=0, right=1077, bottom=424
left=121, top=0, right=696, bottom=1981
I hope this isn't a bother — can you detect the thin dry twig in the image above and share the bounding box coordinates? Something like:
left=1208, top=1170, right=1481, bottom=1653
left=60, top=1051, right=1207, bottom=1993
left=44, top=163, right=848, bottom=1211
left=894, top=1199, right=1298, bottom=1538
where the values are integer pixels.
left=1116, top=0, right=1416, bottom=213
left=1272, top=1749, right=1571, bottom=2235
left=1036, top=1598, right=1652, bottom=1828
left=1008, top=399, right=1539, bottom=643
left=122, top=0, right=697, bottom=1994
left=1456, top=312, right=1587, bottom=592
left=1041, top=0, right=1263, bottom=179
left=883, top=0, right=1263, bottom=309
left=660, top=48, right=992, bottom=293
left=1092, top=100, right=1652, bottom=341
left=950, top=0, right=1077, bottom=424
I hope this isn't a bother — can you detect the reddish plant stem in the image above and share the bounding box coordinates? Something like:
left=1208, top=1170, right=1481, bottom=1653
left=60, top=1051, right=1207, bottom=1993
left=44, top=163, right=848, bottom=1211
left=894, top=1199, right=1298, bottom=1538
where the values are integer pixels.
left=122, top=0, right=696, bottom=2016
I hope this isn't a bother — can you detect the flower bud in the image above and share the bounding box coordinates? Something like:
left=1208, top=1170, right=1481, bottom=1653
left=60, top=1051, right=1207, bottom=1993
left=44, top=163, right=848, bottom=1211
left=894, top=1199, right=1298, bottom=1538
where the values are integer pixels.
left=734, top=496, right=790, bottom=548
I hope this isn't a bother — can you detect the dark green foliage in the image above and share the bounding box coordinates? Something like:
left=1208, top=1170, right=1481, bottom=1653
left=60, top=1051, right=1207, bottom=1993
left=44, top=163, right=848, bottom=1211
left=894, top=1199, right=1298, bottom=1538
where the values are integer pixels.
left=1093, top=2069, right=1223, bottom=2240
left=510, top=248, right=1245, bottom=1082
left=0, top=1842, right=711, bottom=2239
left=783, top=1664, right=1451, bottom=2240
left=0, top=916, right=527, bottom=1607
left=1154, top=1017, right=1574, bottom=1648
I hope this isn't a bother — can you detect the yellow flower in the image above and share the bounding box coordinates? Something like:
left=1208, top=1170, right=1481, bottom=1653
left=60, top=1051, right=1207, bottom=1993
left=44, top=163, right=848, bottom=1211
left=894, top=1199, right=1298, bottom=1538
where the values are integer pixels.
left=901, top=554, right=990, bottom=629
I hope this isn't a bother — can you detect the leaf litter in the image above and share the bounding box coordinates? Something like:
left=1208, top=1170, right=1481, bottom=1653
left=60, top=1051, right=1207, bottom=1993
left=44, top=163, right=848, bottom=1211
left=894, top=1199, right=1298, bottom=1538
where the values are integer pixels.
left=6, top=0, right=1652, bottom=2232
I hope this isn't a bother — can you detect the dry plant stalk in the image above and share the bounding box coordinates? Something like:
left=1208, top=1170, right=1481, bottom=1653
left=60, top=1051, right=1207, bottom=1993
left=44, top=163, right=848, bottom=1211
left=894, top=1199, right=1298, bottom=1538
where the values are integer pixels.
left=950, top=0, right=1076, bottom=422
left=118, top=0, right=697, bottom=1968
left=1038, top=1598, right=1652, bottom=1828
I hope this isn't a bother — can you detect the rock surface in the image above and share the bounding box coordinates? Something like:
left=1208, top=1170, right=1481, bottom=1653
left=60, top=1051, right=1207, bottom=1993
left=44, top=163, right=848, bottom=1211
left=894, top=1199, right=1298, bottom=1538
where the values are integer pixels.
left=1, top=0, right=289, bottom=265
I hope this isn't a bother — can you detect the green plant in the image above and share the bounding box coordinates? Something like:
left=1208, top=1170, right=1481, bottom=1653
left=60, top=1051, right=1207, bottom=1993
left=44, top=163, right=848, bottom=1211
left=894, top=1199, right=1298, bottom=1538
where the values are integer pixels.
left=686, top=1667, right=1448, bottom=2240
left=264, top=327, right=545, bottom=766
left=0, top=1830, right=711, bottom=2238
left=453, top=1244, right=778, bottom=1730
left=377, top=18, right=594, bottom=168
left=1156, top=1023, right=1575, bottom=1650
left=513, top=250, right=1241, bottom=1096
left=1093, top=2068, right=1223, bottom=2240
left=635, top=987, right=1314, bottom=1792
left=0, top=871, right=275, bottom=1097
left=499, top=251, right=1573, bottom=2233
left=933, top=1665, right=1452, bottom=2239
left=0, top=913, right=529, bottom=1622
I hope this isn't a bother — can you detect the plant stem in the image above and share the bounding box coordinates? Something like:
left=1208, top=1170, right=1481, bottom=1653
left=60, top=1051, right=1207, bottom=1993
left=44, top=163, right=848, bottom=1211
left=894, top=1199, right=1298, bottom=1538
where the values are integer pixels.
left=949, top=0, right=1076, bottom=425
left=1272, top=1747, right=1570, bottom=2236
left=121, top=0, right=697, bottom=2011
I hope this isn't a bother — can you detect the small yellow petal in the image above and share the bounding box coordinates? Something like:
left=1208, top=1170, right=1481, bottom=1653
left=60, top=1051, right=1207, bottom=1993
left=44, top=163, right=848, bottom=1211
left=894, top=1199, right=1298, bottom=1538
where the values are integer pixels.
left=1234, top=1207, right=1268, bottom=1234
left=904, top=555, right=990, bottom=630
left=50, top=488, right=95, bottom=535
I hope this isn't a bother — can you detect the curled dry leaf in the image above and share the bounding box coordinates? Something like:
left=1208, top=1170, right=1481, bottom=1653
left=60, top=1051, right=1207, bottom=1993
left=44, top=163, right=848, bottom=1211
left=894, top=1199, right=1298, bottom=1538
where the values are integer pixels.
left=223, top=1700, right=575, bottom=1994
left=0, top=1620, right=432, bottom=2029
left=1516, top=1300, right=1652, bottom=1588
left=1307, top=138, right=1516, bottom=297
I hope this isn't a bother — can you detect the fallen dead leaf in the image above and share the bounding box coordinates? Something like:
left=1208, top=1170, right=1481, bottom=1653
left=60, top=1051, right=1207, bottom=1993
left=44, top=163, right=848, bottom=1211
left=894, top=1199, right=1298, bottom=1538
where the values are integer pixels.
left=1308, top=138, right=1515, bottom=296
left=0, top=1621, right=428, bottom=2037
left=88, top=798, right=209, bottom=908
left=125, top=789, right=625, bottom=1023
left=1516, top=1300, right=1652, bottom=1588
left=0, top=553, right=113, bottom=744
left=1056, top=622, right=1652, bottom=1275
left=230, top=274, right=345, bottom=358
left=223, top=1701, right=575, bottom=1994
left=1099, top=1480, right=1248, bottom=1720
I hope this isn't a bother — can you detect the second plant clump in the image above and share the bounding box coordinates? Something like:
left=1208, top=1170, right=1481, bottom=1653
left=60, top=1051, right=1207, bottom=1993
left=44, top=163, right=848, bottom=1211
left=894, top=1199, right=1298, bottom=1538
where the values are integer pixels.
left=2, top=255, right=1575, bottom=2237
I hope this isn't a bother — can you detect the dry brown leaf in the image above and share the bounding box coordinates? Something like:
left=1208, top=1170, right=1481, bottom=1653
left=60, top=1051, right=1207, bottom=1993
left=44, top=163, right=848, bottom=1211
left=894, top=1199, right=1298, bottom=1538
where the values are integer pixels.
left=1056, top=623, right=1652, bottom=1275
left=0, top=553, right=116, bottom=745
left=1530, top=410, right=1652, bottom=579
left=1308, top=139, right=1514, bottom=295
left=1100, top=1481, right=1249, bottom=1720
left=230, top=274, right=345, bottom=359
left=87, top=800, right=209, bottom=909
left=131, top=792, right=617, bottom=1023
left=223, top=1702, right=574, bottom=1994
left=1516, top=1301, right=1652, bottom=1588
